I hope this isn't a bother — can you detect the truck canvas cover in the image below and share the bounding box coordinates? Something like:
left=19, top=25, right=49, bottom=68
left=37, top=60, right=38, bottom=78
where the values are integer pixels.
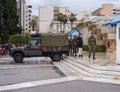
left=41, top=33, right=69, bottom=47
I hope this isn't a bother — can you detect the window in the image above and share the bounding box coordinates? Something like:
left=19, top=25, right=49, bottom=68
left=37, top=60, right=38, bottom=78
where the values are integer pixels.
left=29, top=10, right=32, bottom=13
left=29, top=40, right=38, bottom=46
left=28, top=6, right=32, bottom=8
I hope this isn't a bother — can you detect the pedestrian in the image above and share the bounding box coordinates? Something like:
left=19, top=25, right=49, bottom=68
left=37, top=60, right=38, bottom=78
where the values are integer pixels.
left=68, top=36, right=77, bottom=56
left=88, top=32, right=97, bottom=59
left=68, top=36, right=73, bottom=56
left=76, top=33, right=83, bottom=58
left=72, top=36, right=77, bottom=56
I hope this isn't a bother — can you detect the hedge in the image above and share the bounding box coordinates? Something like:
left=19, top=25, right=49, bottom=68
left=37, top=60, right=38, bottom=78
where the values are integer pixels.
left=8, top=34, right=25, bottom=45
left=83, top=45, right=106, bottom=52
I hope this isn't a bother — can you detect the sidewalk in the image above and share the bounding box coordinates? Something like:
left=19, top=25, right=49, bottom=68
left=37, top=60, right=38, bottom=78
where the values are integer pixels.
left=68, top=52, right=120, bottom=71
left=53, top=52, right=120, bottom=85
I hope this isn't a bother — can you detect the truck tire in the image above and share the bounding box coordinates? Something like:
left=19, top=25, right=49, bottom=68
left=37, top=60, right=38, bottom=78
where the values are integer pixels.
left=51, top=53, right=61, bottom=62
left=13, top=53, right=23, bottom=63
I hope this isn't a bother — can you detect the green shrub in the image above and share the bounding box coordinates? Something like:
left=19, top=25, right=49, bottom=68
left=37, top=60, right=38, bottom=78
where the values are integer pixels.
left=8, top=34, right=25, bottom=45
left=96, top=45, right=106, bottom=52
left=82, top=45, right=106, bottom=52
left=83, top=45, right=89, bottom=51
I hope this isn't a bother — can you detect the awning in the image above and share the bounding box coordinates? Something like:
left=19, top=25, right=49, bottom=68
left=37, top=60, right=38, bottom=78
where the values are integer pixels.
left=106, top=15, right=120, bottom=27
left=68, top=29, right=83, bottom=37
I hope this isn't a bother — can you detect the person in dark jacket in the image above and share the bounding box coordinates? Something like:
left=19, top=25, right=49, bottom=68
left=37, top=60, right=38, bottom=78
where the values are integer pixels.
left=76, top=33, right=83, bottom=58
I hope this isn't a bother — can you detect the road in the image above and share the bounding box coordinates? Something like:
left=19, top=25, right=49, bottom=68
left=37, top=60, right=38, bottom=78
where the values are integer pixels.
left=1, top=79, right=120, bottom=92
left=0, top=56, right=120, bottom=92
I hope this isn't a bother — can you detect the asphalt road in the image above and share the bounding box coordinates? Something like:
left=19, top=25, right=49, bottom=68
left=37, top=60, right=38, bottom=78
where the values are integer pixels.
left=3, top=80, right=120, bottom=92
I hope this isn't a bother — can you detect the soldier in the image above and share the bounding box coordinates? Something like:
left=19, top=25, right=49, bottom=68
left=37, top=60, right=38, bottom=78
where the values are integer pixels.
left=88, top=32, right=97, bottom=59
left=72, top=36, right=77, bottom=56
left=68, top=36, right=73, bottom=56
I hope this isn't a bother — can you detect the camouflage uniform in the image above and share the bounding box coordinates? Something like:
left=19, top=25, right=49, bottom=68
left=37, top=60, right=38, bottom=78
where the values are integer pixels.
left=69, top=37, right=73, bottom=56
left=69, top=37, right=76, bottom=56
left=88, top=35, right=97, bottom=59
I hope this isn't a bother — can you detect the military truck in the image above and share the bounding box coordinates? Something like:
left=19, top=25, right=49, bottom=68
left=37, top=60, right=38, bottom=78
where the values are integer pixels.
left=10, top=33, right=69, bottom=63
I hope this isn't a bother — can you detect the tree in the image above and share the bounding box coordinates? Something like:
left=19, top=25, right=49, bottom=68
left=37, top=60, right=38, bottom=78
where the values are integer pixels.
left=57, top=13, right=63, bottom=32
left=62, top=15, right=68, bottom=33
left=24, top=32, right=31, bottom=44
left=69, top=13, right=77, bottom=30
left=29, top=19, right=37, bottom=31
left=0, top=0, right=21, bottom=43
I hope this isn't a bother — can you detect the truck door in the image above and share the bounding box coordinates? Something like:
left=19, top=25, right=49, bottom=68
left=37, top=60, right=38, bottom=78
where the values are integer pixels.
left=26, top=39, right=42, bottom=56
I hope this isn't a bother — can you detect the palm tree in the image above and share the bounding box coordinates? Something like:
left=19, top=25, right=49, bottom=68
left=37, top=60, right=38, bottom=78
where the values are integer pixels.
left=69, top=13, right=77, bottom=30
left=29, top=19, right=37, bottom=32
left=57, top=13, right=63, bottom=32
left=62, top=15, right=68, bottom=33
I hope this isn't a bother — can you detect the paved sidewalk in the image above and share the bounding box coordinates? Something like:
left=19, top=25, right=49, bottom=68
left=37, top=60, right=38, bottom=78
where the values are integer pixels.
left=65, top=53, right=120, bottom=80
left=74, top=52, right=117, bottom=66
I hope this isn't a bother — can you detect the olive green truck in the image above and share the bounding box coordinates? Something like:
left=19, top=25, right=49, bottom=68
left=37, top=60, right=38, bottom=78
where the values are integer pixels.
left=10, top=33, right=69, bottom=63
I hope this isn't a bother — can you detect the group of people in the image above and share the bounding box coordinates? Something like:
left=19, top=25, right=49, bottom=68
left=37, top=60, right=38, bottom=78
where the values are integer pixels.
left=0, top=43, right=23, bottom=55
left=0, top=44, right=12, bottom=55
left=68, top=33, right=83, bottom=58
left=68, top=32, right=97, bottom=59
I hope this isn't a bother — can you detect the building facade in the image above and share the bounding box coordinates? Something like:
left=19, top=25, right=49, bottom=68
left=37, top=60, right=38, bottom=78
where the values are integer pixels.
left=24, top=5, right=32, bottom=33
left=17, top=0, right=32, bottom=35
left=92, top=4, right=114, bottom=16
left=92, top=4, right=120, bottom=16
left=39, top=6, right=70, bottom=33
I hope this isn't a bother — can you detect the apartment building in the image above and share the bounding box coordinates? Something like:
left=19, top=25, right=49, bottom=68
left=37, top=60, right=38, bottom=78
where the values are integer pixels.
left=76, top=11, right=91, bottom=21
left=113, top=8, right=120, bottom=15
left=92, top=4, right=114, bottom=16
left=17, top=0, right=32, bottom=35
left=92, top=4, right=120, bottom=16
left=24, top=5, right=32, bottom=33
left=39, top=6, right=70, bottom=33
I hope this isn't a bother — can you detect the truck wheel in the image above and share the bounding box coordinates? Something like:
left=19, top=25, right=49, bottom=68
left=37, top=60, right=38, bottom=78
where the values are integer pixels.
left=51, top=53, right=61, bottom=62
left=13, top=53, right=23, bottom=63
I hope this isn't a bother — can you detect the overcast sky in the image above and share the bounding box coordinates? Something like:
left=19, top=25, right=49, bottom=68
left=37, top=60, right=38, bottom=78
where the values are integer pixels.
left=26, top=0, right=120, bottom=16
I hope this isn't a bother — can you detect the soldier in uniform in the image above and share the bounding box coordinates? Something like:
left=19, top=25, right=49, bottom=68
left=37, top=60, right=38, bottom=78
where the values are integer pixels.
left=88, top=32, right=97, bottom=59
left=68, top=36, right=73, bottom=56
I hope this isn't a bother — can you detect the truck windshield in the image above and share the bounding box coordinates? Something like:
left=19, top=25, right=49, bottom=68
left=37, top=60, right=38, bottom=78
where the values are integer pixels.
left=29, top=39, right=38, bottom=46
